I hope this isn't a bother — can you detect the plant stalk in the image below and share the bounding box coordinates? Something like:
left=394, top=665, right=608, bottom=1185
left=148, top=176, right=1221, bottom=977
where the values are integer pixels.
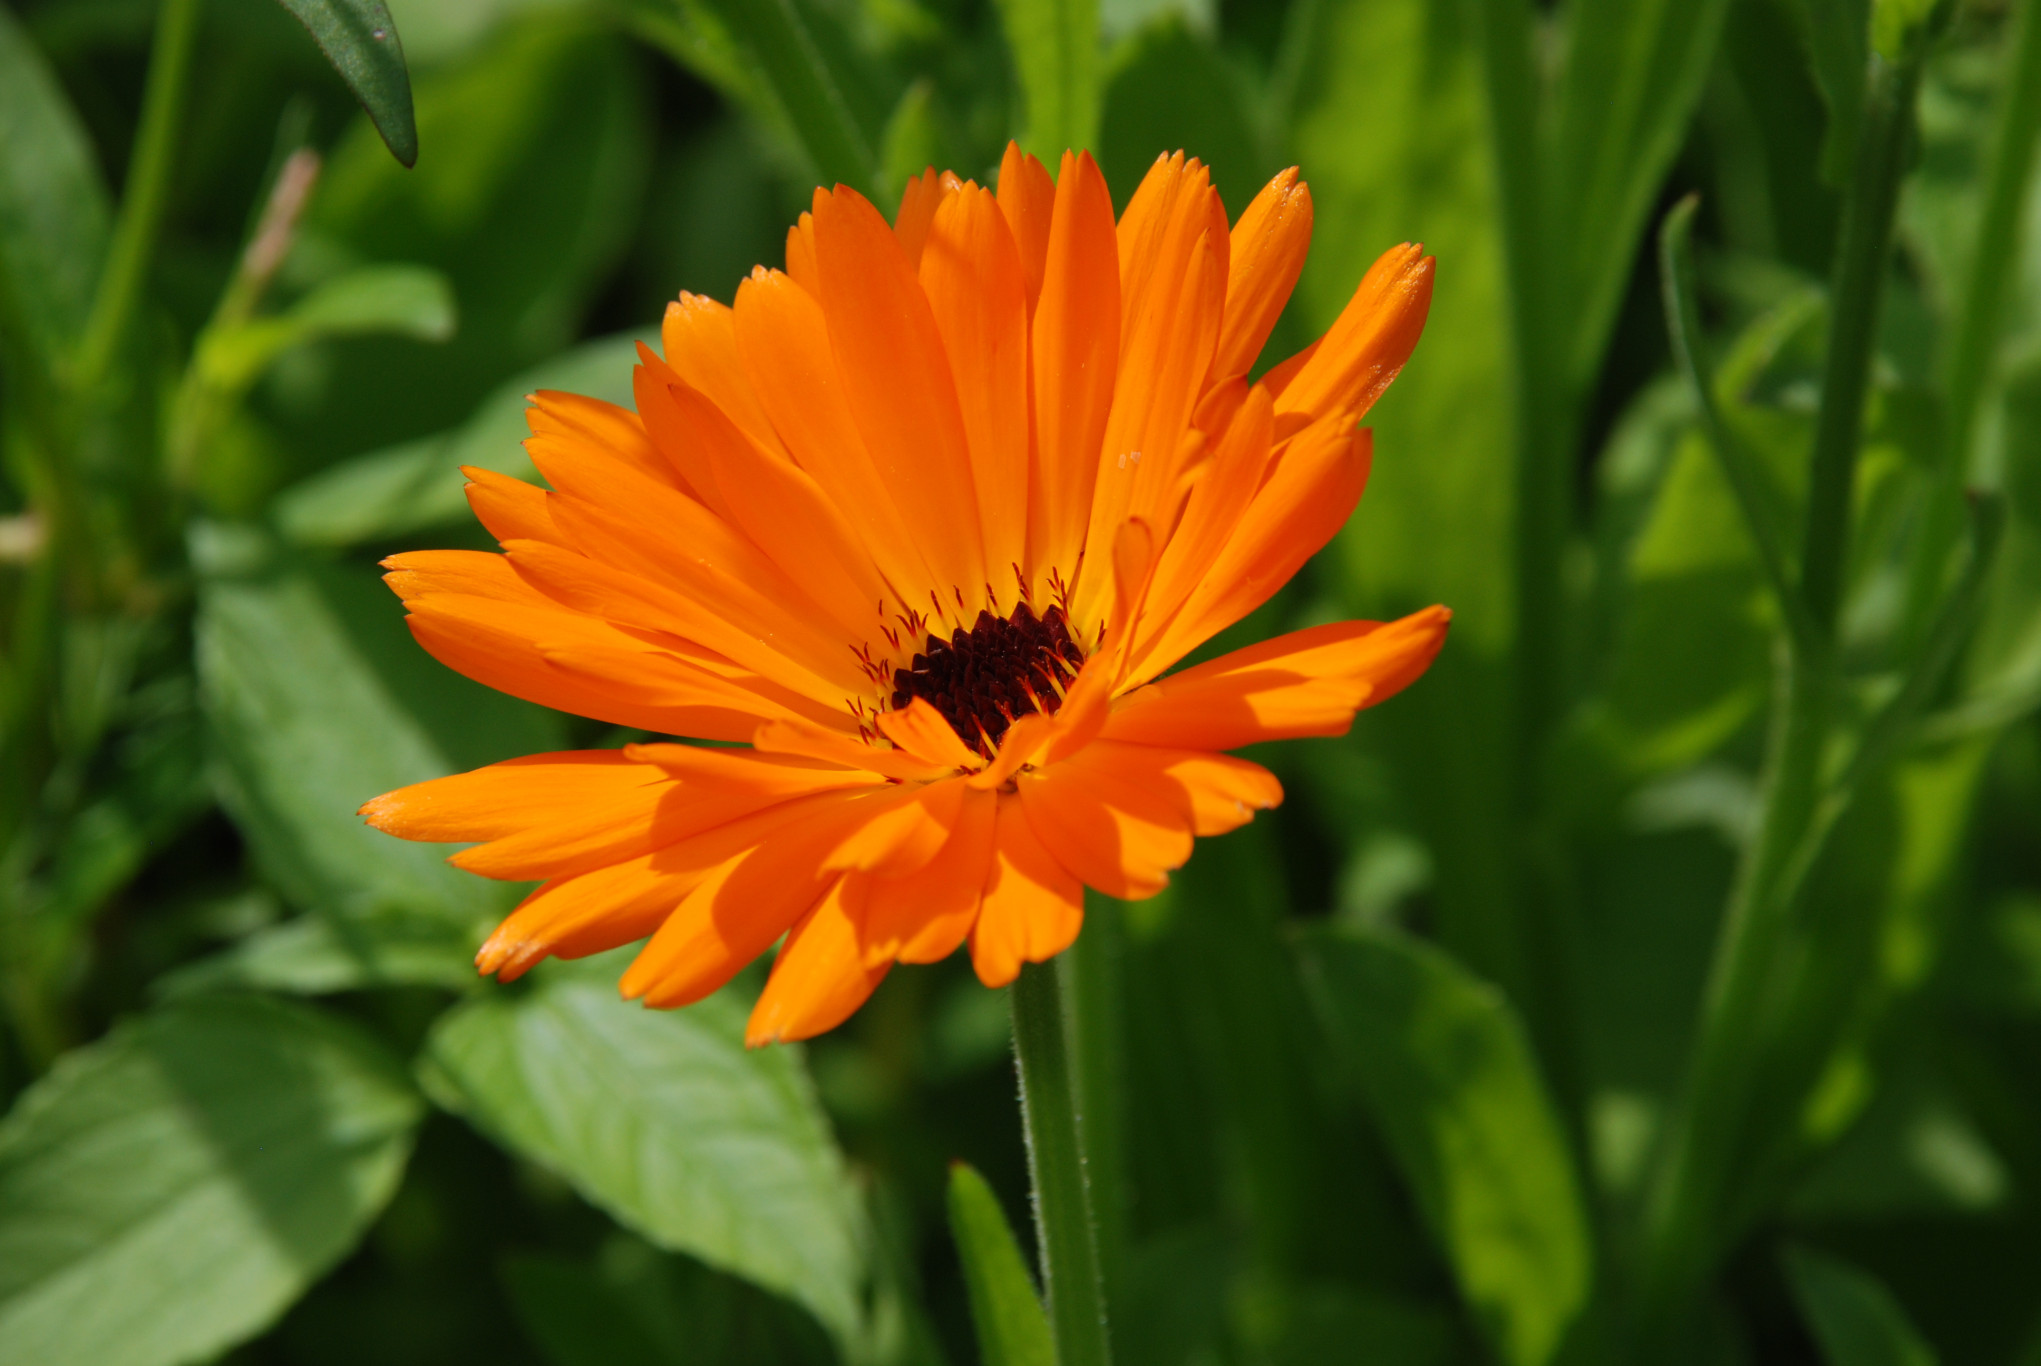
left=1638, top=37, right=1926, bottom=1337
left=71, top=0, right=203, bottom=395
left=1011, top=957, right=1112, bottom=1366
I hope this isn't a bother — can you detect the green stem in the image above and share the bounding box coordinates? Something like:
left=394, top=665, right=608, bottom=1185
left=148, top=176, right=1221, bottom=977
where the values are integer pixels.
left=1638, top=37, right=1926, bottom=1338
left=1063, top=897, right=1126, bottom=1318
left=1799, top=50, right=1922, bottom=634
left=1012, top=958, right=1112, bottom=1366
left=1900, top=0, right=2041, bottom=640
left=70, top=0, right=202, bottom=395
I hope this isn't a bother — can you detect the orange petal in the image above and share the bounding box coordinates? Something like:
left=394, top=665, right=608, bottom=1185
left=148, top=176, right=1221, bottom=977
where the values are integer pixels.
left=1070, top=742, right=1282, bottom=836
left=1027, top=151, right=1119, bottom=597
left=1128, top=384, right=1274, bottom=682
left=893, top=168, right=962, bottom=268
left=619, top=787, right=893, bottom=1007
left=1105, top=607, right=1451, bottom=751
left=996, top=142, right=1055, bottom=314
left=746, top=875, right=891, bottom=1044
left=464, top=466, right=557, bottom=546
left=526, top=390, right=678, bottom=493
left=1135, top=418, right=1372, bottom=673
left=1274, top=242, right=1432, bottom=430
left=814, top=185, right=987, bottom=602
left=876, top=697, right=983, bottom=771
left=661, top=292, right=787, bottom=460
left=755, top=713, right=953, bottom=782
left=361, top=749, right=667, bottom=844
left=921, top=185, right=1030, bottom=589
left=1213, top=169, right=1312, bottom=383
left=664, top=376, right=888, bottom=641
left=786, top=209, right=821, bottom=295
left=823, top=777, right=964, bottom=877
left=864, top=783, right=996, bottom=964
left=478, top=856, right=688, bottom=982
left=1016, top=742, right=1193, bottom=899
left=733, top=267, right=937, bottom=600
left=970, top=793, right=1084, bottom=987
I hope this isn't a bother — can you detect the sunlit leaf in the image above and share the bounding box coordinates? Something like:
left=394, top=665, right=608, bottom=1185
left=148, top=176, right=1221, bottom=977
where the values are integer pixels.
left=0, top=997, right=421, bottom=1366
left=422, top=964, right=868, bottom=1354
left=197, top=263, right=455, bottom=393
left=1783, top=1244, right=1939, bottom=1366
left=157, top=908, right=481, bottom=999
left=1300, top=925, right=1592, bottom=1366
left=1097, top=13, right=1264, bottom=213
left=274, top=0, right=418, bottom=166
left=947, top=1163, right=1054, bottom=1366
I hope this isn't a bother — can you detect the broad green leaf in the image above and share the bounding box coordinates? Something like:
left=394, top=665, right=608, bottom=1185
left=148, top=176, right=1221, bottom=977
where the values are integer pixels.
left=1097, top=13, right=1266, bottom=214
left=0, top=7, right=112, bottom=368
left=1546, top=0, right=1733, bottom=390
left=272, top=331, right=647, bottom=546
left=1300, top=926, right=1592, bottom=1366
left=192, top=523, right=562, bottom=922
left=197, top=264, right=455, bottom=393
left=947, top=1163, right=1054, bottom=1366
left=0, top=996, right=421, bottom=1366
left=421, top=964, right=868, bottom=1353
left=275, top=0, right=419, bottom=166
left=157, top=908, right=480, bottom=999
left=1783, top=1245, right=1939, bottom=1366
left=997, top=0, right=1101, bottom=155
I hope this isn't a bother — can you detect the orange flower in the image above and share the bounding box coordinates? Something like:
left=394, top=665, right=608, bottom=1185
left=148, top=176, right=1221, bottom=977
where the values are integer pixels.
left=362, top=145, right=1447, bottom=1044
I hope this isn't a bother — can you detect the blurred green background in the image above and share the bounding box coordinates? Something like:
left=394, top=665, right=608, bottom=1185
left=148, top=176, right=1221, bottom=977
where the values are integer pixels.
left=2, top=0, right=2040, bottom=1363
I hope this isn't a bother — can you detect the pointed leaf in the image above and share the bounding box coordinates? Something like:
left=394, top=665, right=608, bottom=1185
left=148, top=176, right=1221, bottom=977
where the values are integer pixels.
left=274, top=0, right=418, bottom=166
left=1299, top=925, right=1591, bottom=1366
left=421, top=965, right=868, bottom=1354
left=0, top=997, right=421, bottom=1366
left=947, top=1163, right=1055, bottom=1366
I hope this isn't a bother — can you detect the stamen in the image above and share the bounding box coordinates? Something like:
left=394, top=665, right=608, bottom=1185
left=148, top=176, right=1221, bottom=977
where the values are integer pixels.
left=889, top=598, right=1084, bottom=758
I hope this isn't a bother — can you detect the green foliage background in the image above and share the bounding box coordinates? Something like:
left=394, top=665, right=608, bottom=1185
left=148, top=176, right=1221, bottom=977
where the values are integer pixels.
left=2, top=0, right=2040, bottom=1362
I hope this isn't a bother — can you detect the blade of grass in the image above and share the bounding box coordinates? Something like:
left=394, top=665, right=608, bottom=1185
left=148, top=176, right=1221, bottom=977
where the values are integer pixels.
left=996, top=0, right=1100, bottom=155
left=947, top=1163, right=1055, bottom=1366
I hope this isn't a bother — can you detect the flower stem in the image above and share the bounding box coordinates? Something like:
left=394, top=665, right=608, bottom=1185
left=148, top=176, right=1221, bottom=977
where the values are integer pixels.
left=1638, top=38, right=1926, bottom=1337
left=71, top=0, right=202, bottom=396
left=1011, top=957, right=1112, bottom=1366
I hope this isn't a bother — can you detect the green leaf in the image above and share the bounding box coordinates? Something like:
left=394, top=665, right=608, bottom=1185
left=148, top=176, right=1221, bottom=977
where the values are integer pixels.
left=421, top=964, right=868, bottom=1353
left=1796, top=0, right=1872, bottom=182
left=701, top=0, right=881, bottom=191
left=157, top=908, right=481, bottom=999
left=1097, top=13, right=1266, bottom=214
left=997, top=0, right=1101, bottom=155
left=1299, top=926, right=1592, bottom=1366
left=0, top=996, right=421, bottom=1366
left=947, top=1163, right=1054, bottom=1366
left=271, top=330, right=647, bottom=546
left=1782, top=1245, right=1940, bottom=1366
left=1546, top=0, right=1733, bottom=389
left=500, top=1251, right=678, bottom=1366
left=198, top=263, right=455, bottom=394
left=274, top=0, right=418, bottom=167
left=0, top=6, right=112, bottom=369
left=193, top=523, right=562, bottom=922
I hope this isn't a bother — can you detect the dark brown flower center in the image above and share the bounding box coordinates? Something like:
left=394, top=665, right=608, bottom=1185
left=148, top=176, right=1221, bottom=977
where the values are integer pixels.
left=890, top=602, right=1085, bottom=757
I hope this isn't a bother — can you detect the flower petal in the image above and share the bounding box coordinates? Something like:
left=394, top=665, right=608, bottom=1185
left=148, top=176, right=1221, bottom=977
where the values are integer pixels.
left=814, top=184, right=987, bottom=603
left=1213, top=169, right=1313, bottom=383
left=865, top=783, right=995, bottom=964
left=971, top=793, right=1084, bottom=987
left=921, top=184, right=1031, bottom=590
left=1105, top=607, right=1451, bottom=750
left=1017, top=741, right=1194, bottom=898
left=464, top=466, right=557, bottom=545
left=661, top=292, right=787, bottom=460
left=1027, top=151, right=1118, bottom=595
left=996, top=142, right=1055, bottom=314
left=746, top=875, right=891, bottom=1044
left=1274, top=242, right=1433, bottom=430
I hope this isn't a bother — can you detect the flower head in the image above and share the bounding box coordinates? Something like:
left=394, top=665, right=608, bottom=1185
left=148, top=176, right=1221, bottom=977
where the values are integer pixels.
left=362, top=145, right=1448, bottom=1044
